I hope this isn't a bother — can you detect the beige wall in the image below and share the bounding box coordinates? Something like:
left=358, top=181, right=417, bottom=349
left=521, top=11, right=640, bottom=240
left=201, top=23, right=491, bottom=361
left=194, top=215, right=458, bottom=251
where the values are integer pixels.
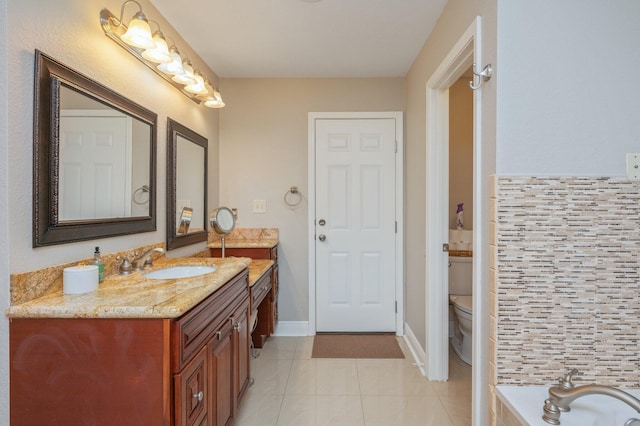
left=218, top=78, right=404, bottom=322
left=449, top=77, right=474, bottom=230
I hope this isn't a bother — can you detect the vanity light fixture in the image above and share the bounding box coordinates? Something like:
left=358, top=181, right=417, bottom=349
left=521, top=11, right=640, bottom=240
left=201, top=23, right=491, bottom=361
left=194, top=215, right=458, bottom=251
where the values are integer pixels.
left=100, top=1, right=225, bottom=107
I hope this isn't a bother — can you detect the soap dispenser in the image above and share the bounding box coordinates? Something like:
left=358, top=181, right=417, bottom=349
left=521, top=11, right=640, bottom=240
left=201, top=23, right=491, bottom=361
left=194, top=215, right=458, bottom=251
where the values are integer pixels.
left=93, top=247, right=104, bottom=283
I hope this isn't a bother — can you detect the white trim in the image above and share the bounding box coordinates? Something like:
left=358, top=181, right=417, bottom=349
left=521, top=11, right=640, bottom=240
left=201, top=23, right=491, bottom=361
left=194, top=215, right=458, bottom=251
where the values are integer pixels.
left=403, top=323, right=427, bottom=377
left=273, top=321, right=311, bottom=336
left=308, top=111, right=405, bottom=336
left=425, top=17, right=476, bottom=382
left=425, top=15, right=487, bottom=425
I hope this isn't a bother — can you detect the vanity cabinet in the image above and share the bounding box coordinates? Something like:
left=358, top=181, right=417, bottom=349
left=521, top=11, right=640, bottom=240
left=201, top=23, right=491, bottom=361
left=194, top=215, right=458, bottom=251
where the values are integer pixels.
left=10, top=269, right=250, bottom=426
left=209, top=246, right=278, bottom=348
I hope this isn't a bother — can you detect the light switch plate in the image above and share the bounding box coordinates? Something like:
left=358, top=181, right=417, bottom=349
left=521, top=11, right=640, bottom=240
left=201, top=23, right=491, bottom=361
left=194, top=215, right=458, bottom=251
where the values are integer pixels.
left=626, top=153, right=640, bottom=180
left=253, top=199, right=267, bottom=213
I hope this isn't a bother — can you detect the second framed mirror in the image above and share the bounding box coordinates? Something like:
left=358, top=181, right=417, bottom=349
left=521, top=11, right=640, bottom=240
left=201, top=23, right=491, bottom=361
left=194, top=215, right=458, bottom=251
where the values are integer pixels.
left=166, top=118, right=208, bottom=250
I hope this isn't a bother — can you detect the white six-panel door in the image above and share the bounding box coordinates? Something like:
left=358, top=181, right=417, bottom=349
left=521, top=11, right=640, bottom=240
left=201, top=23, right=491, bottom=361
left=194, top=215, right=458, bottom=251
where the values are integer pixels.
left=315, top=118, right=397, bottom=332
left=59, top=110, right=132, bottom=221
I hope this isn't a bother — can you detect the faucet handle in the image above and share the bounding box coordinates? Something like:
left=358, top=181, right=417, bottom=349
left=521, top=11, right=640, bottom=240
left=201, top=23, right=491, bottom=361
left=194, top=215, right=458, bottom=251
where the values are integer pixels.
left=558, top=369, right=580, bottom=389
left=117, top=255, right=132, bottom=275
left=144, top=255, right=157, bottom=268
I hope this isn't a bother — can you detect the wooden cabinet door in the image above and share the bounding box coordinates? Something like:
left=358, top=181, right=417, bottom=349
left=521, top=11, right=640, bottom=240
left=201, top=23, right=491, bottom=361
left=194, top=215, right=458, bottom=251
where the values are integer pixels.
left=10, top=318, right=171, bottom=426
left=209, top=321, right=235, bottom=426
left=233, top=300, right=251, bottom=406
left=175, top=346, right=208, bottom=426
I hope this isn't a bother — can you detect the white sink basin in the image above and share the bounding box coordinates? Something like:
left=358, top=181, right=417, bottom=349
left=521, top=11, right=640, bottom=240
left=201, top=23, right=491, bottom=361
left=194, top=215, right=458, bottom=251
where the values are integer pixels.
left=144, top=265, right=216, bottom=280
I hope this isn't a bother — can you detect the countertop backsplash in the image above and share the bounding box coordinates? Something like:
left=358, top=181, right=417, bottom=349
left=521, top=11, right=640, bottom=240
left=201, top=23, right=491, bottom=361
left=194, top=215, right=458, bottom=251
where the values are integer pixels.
left=10, top=242, right=165, bottom=305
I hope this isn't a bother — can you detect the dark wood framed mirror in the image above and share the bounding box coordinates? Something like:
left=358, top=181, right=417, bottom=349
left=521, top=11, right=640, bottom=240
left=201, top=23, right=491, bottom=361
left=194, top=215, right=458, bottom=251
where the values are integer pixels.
left=166, top=118, right=208, bottom=250
left=33, top=50, right=157, bottom=247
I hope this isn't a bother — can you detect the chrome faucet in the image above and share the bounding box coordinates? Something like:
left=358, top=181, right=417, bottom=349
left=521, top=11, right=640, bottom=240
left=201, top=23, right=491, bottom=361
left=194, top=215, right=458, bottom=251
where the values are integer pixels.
left=543, top=369, right=640, bottom=425
left=131, top=247, right=165, bottom=270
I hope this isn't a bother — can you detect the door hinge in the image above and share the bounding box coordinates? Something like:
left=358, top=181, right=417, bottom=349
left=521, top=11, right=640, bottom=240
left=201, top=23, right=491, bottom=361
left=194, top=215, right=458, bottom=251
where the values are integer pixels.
left=395, top=221, right=397, bottom=233
left=395, top=140, right=398, bottom=153
left=395, top=301, right=398, bottom=313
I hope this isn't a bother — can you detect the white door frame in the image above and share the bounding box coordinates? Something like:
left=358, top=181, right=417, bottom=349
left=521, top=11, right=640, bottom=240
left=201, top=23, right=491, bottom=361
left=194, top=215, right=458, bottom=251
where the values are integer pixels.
left=308, top=112, right=404, bottom=336
left=425, top=15, right=486, bottom=423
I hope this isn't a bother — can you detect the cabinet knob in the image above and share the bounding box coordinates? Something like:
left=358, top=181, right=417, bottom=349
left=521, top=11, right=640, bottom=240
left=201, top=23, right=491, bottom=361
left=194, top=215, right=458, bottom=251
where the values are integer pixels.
left=193, top=391, right=204, bottom=402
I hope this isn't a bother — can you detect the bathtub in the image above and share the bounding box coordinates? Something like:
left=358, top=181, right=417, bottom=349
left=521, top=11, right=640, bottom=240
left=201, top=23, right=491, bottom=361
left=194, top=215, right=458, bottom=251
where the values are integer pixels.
left=497, top=385, right=640, bottom=426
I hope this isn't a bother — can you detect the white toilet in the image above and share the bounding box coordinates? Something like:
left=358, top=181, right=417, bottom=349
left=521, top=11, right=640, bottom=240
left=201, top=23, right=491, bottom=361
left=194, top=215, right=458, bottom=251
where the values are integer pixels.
left=449, top=255, right=472, bottom=365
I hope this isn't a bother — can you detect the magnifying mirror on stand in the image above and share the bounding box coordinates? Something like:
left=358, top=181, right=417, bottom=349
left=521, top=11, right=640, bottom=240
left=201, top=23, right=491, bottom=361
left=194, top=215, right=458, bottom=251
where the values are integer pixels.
left=209, top=207, right=236, bottom=257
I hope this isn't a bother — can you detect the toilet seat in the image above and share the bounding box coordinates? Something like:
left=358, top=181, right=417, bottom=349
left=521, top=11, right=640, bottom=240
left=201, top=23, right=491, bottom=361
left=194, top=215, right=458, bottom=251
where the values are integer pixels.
left=450, top=295, right=472, bottom=315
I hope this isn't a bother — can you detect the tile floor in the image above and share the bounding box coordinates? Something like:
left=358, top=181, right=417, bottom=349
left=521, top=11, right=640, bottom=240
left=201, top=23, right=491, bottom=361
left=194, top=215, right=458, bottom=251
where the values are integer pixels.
left=236, top=336, right=472, bottom=426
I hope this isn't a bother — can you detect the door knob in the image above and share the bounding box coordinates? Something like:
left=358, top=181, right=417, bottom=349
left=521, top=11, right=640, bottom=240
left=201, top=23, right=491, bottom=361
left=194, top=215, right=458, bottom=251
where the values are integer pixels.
left=318, top=219, right=326, bottom=226
left=318, top=234, right=326, bottom=242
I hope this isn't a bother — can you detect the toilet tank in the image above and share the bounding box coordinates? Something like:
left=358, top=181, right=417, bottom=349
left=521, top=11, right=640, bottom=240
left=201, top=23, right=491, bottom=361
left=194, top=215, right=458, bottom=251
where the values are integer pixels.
left=449, top=256, right=472, bottom=295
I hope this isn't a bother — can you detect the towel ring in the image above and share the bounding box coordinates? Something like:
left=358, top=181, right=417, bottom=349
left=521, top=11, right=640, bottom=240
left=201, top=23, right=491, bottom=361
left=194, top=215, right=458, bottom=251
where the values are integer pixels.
left=284, top=186, right=303, bottom=207
left=132, top=185, right=150, bottom=205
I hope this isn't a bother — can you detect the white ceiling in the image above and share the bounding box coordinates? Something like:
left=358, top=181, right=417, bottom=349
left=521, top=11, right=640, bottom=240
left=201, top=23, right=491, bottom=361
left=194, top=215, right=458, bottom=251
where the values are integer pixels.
left=149, top=0, right=448, bottom=78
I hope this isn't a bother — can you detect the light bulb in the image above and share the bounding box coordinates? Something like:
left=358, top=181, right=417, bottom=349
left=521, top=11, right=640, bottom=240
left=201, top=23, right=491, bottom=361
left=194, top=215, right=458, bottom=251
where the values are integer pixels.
left=142, top=31, right=172, bottom=63
left=172, top=59, right=196, bottom=85
left=205, top=89, right=225, bottom=108
left=157, top=47, right=185, bottom=76
left=185, top=72, right=207, bottom=95
left=196, top=80, right=215, bottom=100
left=121, top=11, right=155, bottom=49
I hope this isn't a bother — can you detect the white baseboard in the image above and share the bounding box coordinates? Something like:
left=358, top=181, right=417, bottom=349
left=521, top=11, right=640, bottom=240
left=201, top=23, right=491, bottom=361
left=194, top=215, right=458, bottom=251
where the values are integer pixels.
left=273, top=321, right=310, bottom=336
left=403, top=322, right=427, bottom=376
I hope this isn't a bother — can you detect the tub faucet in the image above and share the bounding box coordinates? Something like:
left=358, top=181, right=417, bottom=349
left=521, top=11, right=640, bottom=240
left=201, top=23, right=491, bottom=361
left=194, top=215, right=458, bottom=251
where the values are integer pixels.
left=543, top=369, right=640, bottom=425
left=131, top=247, right=165, bottom=270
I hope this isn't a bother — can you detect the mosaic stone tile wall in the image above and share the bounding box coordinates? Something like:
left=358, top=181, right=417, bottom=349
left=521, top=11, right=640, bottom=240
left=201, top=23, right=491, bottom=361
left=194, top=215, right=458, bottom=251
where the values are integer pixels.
left=495, top=177, right=640, bottom=387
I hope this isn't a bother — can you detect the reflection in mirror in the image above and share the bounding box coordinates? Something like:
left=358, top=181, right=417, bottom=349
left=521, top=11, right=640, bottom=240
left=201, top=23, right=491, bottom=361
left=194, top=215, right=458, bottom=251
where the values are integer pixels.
left=177, top=207, right=193, bottom=234
left=33, top=50, right=157, bottom=246
left=59, top=86, right=151, bottom=221
left=167, top=118, right=208, bottom=250
left=176, top=135, right=204, bottom=233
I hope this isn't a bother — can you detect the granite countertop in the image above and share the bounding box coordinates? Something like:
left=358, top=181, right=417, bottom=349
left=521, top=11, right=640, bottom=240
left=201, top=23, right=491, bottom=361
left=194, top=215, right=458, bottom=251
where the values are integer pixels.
left=6, top=257, right=252, bottom=319
left=248, top=259, right=274, bottom=287
left=208, top=239, right=278, bottom=249
left=208, top=227, right=279, bottom=249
